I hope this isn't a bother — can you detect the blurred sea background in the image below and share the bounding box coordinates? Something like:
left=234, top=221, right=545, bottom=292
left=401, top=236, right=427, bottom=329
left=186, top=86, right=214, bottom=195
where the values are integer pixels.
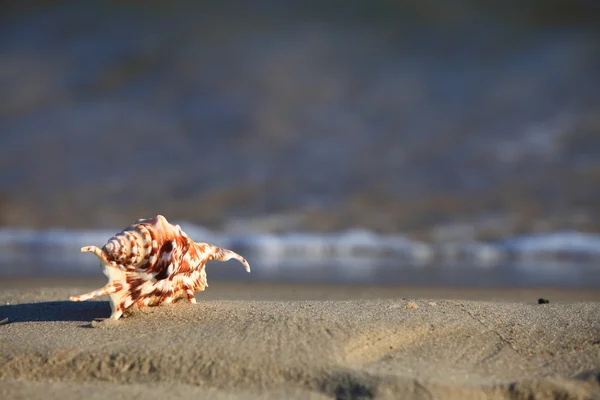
left=1, top=0, right=599, bottom=287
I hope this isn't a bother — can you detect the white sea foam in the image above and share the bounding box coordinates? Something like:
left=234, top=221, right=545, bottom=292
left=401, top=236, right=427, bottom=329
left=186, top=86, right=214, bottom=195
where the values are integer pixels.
left=0, top=226, right=599, bottom=277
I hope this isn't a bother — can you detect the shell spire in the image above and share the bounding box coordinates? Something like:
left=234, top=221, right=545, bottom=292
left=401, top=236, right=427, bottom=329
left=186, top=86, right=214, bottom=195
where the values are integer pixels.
left=70, top=215, right=251, bottom=320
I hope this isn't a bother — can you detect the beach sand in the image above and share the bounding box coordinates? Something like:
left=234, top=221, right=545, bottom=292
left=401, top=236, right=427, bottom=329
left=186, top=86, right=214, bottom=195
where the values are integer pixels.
left=1, top=278, right=599, bottom=399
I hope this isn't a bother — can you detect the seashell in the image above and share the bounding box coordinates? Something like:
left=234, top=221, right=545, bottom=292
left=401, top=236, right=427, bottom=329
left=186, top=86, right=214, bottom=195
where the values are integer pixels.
left=70, top=215, right=250, bottom=320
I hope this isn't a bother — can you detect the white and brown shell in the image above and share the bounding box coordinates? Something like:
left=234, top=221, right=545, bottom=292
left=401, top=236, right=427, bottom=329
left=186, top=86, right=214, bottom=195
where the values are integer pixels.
left=70, top=215, right=250, bottom=320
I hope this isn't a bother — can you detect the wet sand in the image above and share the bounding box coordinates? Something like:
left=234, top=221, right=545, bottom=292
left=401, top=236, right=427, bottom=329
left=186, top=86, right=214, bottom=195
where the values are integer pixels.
left=1, top=279, right=599, bottom=399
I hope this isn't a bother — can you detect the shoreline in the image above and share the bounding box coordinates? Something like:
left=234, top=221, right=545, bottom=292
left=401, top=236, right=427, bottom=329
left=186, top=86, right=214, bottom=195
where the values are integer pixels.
left=1, top=277, right=599, bottom=303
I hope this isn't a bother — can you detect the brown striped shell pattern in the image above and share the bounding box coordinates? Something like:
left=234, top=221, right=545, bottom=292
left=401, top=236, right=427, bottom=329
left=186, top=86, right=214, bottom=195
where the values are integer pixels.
left=70, top=215, right=250, bottom=320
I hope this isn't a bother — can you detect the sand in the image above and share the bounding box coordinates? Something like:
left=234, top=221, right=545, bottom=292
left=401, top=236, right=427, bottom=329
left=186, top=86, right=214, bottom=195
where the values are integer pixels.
left=1, top=278, right=599, bottom=399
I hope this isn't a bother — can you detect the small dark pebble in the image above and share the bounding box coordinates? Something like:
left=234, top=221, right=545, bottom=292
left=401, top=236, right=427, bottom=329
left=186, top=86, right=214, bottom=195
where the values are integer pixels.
left=538, top=298, right=550, bottom=304
left=0, top=318, right=9, bottom=325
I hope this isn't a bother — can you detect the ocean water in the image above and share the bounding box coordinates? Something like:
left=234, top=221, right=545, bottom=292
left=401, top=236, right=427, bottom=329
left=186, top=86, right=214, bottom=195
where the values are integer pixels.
left=1, top=228, right=599, bottom=288
left=1, top=256, right=598, bottom=289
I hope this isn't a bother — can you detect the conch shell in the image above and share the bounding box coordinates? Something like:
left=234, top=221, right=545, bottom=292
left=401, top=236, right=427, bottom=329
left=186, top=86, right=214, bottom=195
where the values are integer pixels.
left=70, top=215, right=250, bottom=320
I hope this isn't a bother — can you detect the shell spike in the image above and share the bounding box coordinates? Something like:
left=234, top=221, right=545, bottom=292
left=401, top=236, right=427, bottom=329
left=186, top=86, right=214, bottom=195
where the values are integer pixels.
left=204, top=244, right=251, bottom=273
left=69, top=282, right=123, bottom=302
left=81, top=245, right=111, bottom=265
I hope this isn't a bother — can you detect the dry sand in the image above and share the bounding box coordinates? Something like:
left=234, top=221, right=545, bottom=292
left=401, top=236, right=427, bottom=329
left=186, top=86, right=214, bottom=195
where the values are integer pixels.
left=1, top=278, right=599, bottom=399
